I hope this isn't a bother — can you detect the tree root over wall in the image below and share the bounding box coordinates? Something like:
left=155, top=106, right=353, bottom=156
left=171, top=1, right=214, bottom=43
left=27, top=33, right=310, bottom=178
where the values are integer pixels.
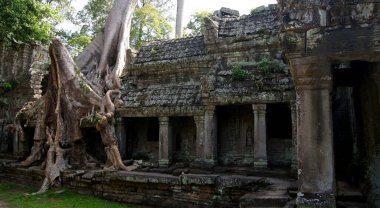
left=18, top=0, right=138, bottom=193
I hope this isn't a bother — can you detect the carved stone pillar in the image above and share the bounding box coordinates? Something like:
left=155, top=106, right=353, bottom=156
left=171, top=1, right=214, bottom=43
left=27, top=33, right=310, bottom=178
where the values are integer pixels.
left=290, top=101, right=298, bottom=174
left=252, top=104, right=268, bottom=168
left=194, top=116, right=205, bottom=160
left=290, top=56, right=335, bottom=207
left=159, top=117, right=172, bottom=167
left=115, top=117, right=126, bottom=159
left=12, top=132, right=19, bottom=155
left=203, top=106, right=217, bottom=165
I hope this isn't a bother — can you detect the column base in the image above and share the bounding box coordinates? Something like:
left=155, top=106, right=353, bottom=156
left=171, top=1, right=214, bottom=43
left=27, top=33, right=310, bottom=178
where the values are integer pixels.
left=191, top=159, right=217, bottom=169
left=159, top=159, right=171, bottom=167
left=254, top=159, right=268, bottom=168
left=296, top=192, right=336, bottom=208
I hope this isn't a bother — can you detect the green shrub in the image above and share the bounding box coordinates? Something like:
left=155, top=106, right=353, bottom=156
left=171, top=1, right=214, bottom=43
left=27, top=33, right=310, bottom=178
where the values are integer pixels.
left=258, top=58, right=272, bottom=76
left=231, top=64, right=248, bottom=81
left=3, top=82, right=12, bottom=91
left=250, top=8, right=258, bottom=14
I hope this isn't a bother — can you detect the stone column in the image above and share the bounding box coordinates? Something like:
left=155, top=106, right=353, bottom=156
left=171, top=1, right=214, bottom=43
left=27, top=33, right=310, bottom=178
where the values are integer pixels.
left=290, top=101, right=298, bottom=174
left=115, top=117, right=126, bottom=159
left=252, top=104, right=268, bottom=168
left=194, top=116, right=205, bottom=160
left=290, top=56, right=335, bottom=207
left=203, top=106, right=217, bottom=165
left=159, top=117, right=172, bottom=167
left=13, top=132, right=19, bottom=156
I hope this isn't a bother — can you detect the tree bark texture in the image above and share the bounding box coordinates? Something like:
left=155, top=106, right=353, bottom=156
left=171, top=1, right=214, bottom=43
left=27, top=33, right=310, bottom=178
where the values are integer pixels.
left=19, top=0, right=138, bottom=193
left=175, top=0, right=185, bottom=38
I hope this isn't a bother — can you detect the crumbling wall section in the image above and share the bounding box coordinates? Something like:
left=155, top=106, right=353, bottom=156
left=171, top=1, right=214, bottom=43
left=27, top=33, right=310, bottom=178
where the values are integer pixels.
left=0, top=43, right=48, bottom=155
left=0, top=44, right=48, bottom=123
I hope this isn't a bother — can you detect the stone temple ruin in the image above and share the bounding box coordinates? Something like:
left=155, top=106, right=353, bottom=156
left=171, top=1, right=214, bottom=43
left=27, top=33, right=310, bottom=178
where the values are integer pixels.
left=1, top=0, right=380, bottom=207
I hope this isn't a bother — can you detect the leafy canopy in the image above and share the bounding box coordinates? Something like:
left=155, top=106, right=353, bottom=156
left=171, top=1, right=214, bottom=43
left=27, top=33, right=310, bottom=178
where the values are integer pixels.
left=0, top=0, right=68, bottom=47
left=184, top=11, right=212, bottom=37
left=71, top=0, right=174, bottom=51
left=131, top=2, right=173, bottom=49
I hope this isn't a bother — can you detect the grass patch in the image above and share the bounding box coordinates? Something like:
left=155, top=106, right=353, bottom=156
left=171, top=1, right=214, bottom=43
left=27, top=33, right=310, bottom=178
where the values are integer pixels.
left=0, top=183, right=139, bottom=208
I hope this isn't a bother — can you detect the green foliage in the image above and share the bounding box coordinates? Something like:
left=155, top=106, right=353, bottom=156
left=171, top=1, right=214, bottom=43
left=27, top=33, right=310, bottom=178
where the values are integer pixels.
left=231, top=64, right=248, bottom=81
left=75, top=0, right=174, bottom=50
left=184, top=11, right=213, bottom=37
left=258, top=58, right=273, bottom=76
left=3, top=82, right=12, bottom=91
left=250, top=8, right=259, bottom=14
left=75, top=0, right=113, bottom=36
left=0, top=0, right=66, bottom=47
left=0, top=183, right=140, bottom=208
left=131, top=1, right=174, bottom=49
left=68, top=34, right=92, bottom=57
left=150, top=47, right=158, bottom=56
left=250, top=6, right=264, bottom=15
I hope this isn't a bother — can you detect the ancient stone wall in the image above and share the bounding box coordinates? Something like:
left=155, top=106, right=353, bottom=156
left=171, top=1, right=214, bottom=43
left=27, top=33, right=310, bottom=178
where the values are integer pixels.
left=120, top=5, right=294, bottom=113
left=0, top=164, right=296, bottom=208
left=0, top=43, right=48, bottom=154
left=116, top=5, right=296, bottom=171
left=0, top=44, right=48, bottom=122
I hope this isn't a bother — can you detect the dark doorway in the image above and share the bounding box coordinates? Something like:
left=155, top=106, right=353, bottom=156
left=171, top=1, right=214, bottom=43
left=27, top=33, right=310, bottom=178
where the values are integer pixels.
left=332, top=61, right=370, bottom=192
left=82, top=127, right=106, bottom=162
left=171, top=117, right=196, bottom=162
left=125, top=117, right=159, bottom=162
left=266, top=103, right=292, bottom=168
left=217, top=105, right=255, bottom=166
left=23, top=127, right=35, bottom=156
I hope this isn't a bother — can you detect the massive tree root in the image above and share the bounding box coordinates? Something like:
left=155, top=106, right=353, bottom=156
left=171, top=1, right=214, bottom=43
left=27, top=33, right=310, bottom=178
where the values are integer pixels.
left=19, top=0, right=138, bottom=193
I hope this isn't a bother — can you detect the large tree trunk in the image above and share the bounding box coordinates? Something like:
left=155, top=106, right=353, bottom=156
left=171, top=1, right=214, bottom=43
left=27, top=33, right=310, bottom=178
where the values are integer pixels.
left=175, top=0, right=185, bottom=38
left=76, top=0, right=138, bottom=92
left=20, top=0, right=138, bottom=193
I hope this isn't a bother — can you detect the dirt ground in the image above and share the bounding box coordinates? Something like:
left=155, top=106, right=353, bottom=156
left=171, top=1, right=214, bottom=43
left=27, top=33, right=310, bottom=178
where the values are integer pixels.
left=0, top=200, right=10, bottom=208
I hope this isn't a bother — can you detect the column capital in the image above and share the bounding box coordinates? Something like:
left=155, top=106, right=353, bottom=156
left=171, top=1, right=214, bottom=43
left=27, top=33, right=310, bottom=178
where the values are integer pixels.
left=194, top=115, right=205, bottom=123
left=115, top=117, right=124, bottom=124
left=159, top=116, right=169, bottom=124
left=252, top=104, right=267, bottom=112
left=205, top=105, right=216, bottom=112
left=289, top=56, right=332, bottom=90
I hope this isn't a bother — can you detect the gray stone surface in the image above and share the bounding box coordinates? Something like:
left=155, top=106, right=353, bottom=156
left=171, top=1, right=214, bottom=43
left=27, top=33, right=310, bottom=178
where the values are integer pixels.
left=135, top=36, right=206, bottom=63
left=0, top=200, right=10, bottom=208
left=122, top=85, right=201, bottom=107
left=218, top=6, right=279, bottom=37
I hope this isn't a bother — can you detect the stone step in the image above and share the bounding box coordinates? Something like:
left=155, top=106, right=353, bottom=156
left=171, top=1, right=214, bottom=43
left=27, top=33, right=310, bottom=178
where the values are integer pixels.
left=239, top=190, right=291, bottom=208
left=337, top=191, right=367, bottom=208
left=337, top=201, right=367, bottom=208
left=0, top=153, right=24, bottom=161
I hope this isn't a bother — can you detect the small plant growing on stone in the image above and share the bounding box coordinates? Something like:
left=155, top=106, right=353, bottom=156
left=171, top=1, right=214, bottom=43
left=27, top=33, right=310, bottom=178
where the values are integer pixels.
left=250, top=8, right=258, bottom=14
left=258, top=58, right=272, bottom=76
left=3, top=82, right=13, bottom=91
left=150, top=47, right=157, bottom=56
left=250, top=6, right=265, bottom=15
left=231, top=64, right=248, bottom=81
